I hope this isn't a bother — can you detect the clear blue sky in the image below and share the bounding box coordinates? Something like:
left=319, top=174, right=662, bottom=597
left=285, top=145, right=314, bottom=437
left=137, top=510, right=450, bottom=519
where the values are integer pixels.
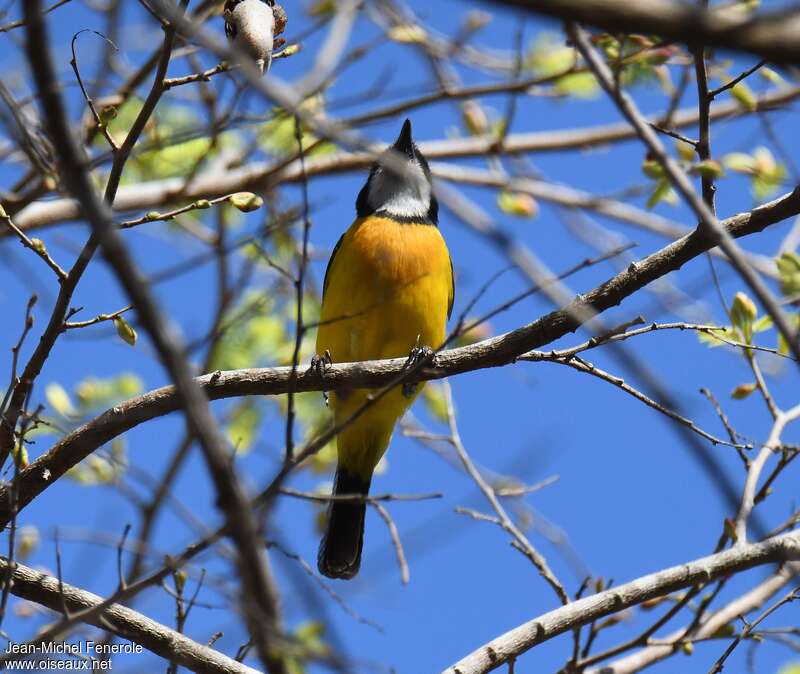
left=0, top=1, right=798, bottom=673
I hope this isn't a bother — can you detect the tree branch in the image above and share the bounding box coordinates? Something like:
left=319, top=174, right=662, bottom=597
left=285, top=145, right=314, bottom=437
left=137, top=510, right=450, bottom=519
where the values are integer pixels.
left=490, top=0, right=800, bottom=64
left=0, top=557, right=261, bottom=674
left=441, top=531, right=800, bottom=674
left=1, top=187, right=798, bottom=524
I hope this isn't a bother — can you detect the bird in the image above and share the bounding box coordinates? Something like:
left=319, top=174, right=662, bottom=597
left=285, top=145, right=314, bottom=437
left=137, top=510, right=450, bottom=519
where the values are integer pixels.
left=224, top=0, right=282, bottom=74
left=315, top=119, right=454, bottom=580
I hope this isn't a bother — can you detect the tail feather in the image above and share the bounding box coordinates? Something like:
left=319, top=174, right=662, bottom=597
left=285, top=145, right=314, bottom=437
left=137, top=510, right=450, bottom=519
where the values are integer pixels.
left=318, top=468, right=371, bottom=579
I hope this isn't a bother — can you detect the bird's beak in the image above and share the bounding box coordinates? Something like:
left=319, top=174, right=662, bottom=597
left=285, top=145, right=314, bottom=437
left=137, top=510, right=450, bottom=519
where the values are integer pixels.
left=392, top=119, right=415, bottom=159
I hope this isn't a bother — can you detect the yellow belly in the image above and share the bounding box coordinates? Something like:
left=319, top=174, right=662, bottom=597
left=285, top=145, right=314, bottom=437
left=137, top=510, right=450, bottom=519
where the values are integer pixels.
left=316, top=215, right=453, bottom=477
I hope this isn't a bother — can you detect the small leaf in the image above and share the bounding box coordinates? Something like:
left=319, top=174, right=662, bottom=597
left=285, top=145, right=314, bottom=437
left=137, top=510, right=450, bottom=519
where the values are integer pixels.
left=280, top=43, right=301, bottom=57
left=114, top=316, right=138, bottom=346
left=388, top=24, right=426, bottom=44
left=675, top=139, right=696, bottom=162
left=759, top=67, right=785, bottom=86
left=173, top=570, right=187, bottom=594
left=646, top=179, right=675, bottom=209
left=194, top=199, right=211, bottom=209
left=497, top=191, right=538, bottom=218
left=708, top=624, right=736, bottom=639
left=45, top=383, right=75, bottom=417
left=776, top=251, right=800, bottom=298
left=731, top=382, right=757, bottom=399
left=462, top=101, right=489, bottom=136
left=681, top=642, right=694, bottom=656
left=229, top=192, right=263, bottom=212
left=641, top=159, right=664, bottom=179
left=723, top=152, right=756, bottom=174
left=730, top=81, right=757, bottom=111
left=422, top=382, right=448, bottom=424
left=30, top=238, right=47, bottom=254
left=17, top=526, right=39, bottom=561
left=723, top=517, right=738, bottom=542
left=752, top=314, right=773, bottom=333
left=689, top=159, right=724, bottom=179
left=730, top=291, right=757, bottom=341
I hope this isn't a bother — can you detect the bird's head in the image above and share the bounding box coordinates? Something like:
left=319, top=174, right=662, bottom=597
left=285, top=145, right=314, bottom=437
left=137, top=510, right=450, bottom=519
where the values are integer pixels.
left=356, top=119, right=438, bottom=225
left=224, top=0, right=276, bottom=74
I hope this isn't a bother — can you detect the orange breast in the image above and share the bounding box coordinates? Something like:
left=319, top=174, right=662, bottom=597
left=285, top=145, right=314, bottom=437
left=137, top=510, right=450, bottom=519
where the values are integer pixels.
left=316, top=216, right=453, bottom=364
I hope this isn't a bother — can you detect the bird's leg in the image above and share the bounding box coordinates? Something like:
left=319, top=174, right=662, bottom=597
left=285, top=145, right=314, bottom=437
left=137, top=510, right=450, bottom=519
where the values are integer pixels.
left=308, top=349, right=333, bottom=405
left=402, top=336, right=435, bottom=398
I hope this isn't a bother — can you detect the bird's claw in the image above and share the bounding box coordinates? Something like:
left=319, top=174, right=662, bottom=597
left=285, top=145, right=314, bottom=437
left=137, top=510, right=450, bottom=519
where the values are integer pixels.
left=308, top=349, right=332, bottom=377
left=402, top=342, right=435, bottom=398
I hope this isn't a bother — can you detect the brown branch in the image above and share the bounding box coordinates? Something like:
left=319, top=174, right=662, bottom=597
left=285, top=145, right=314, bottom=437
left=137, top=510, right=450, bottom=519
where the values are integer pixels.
left=1, top=187, right=798, bottom=525
left=0, top=557, right=261, bottom=674
left=441, top=531, right=800, bottom=674
left=489, top=0, right=800, bottom=64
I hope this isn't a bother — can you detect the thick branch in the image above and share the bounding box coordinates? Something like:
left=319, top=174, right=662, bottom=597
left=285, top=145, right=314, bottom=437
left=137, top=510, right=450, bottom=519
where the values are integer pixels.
left=442, top=530, right=800, bottom=674
left=1, top=187, right=798, bottom=525
left=490, top=0, right=800, bottom=64
left=0, top=557, right=260, bottom=674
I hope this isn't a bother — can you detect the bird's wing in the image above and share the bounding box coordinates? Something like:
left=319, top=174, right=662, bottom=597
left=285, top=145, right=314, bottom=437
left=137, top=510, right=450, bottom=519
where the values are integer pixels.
left=322, top=232, right=345, bottom=299
left=448, top=254, right=455, bottom=320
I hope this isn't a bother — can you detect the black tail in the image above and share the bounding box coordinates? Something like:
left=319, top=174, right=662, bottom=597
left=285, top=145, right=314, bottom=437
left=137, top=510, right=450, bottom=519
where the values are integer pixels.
left=318, top=468, right=371, bottom=579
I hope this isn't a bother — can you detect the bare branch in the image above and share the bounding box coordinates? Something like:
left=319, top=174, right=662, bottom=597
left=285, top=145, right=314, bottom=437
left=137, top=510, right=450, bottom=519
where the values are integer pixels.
left=442, top=531, right=800, bottom=674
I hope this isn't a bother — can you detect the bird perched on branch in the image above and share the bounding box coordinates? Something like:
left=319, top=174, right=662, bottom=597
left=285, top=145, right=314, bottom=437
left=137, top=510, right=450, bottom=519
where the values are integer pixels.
left=224, top=0, right=287, bottom=74
left=315, top=119, right=454, bottom=579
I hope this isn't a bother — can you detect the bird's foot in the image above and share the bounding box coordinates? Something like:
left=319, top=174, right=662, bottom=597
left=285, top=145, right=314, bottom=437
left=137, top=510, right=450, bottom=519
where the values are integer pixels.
left=308, top=350, right=333, bottom=405
left=308, top=349, right=333, bottom=376
left=402, top=340, right=435, bottom=398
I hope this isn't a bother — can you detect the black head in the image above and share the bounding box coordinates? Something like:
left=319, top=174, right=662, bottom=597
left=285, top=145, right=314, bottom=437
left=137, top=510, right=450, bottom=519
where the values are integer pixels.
left=356, top=119, right=438, bottom=225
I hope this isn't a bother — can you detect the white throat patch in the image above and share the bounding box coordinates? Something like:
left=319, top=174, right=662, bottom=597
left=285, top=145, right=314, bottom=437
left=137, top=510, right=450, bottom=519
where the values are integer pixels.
left=366, top=163, right=431, bottom=219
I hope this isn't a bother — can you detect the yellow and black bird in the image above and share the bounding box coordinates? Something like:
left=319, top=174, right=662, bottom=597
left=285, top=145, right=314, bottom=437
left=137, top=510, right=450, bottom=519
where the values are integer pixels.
left=316, top=119, right=454, bottom=579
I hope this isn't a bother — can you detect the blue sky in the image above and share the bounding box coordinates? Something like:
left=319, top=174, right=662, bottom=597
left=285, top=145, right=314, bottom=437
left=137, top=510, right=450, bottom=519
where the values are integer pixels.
left=0, top=1, right=799, bottom=673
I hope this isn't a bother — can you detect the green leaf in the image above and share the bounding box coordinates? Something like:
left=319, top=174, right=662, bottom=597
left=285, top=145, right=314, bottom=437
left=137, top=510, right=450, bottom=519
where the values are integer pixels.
left=17, top=526, right=39, bottom=561
left=641, top=159, right=664, bottom=180
left=708, top=624, right=736, bottom=639
left=497, top=191, right=538, bottom=217
left=646, top=179, right=675, bottom=209
left=422, top=382, right=449, bottom=424
left=45, top=383, right=75, bottom=417
left=228, top=192, right=264, bottom=213
left=698, top=327, right=728, bottom=348
left=760, top=67, right=785, bottom=86
left=75, top=373, right=143, bottom=409
left=752, top=314, right=774, bottom=333
left=730, top=81, right=757, bottom=111
left=752, top=146, right=786, bottom=201
left=689, top=159, right=724, bottom=179
left=731, top=383, right=757, bottom=399
left=730, top=291, right=757, bottom=341
left=554, top=72, right=598, bottom=98
left=776, top=252, right=800, bottom=297
left=225, top=401, right=262, bottom=453
left=114, top=316, right=137, bottom=346
left=723, top=152, right=756, bottom=174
